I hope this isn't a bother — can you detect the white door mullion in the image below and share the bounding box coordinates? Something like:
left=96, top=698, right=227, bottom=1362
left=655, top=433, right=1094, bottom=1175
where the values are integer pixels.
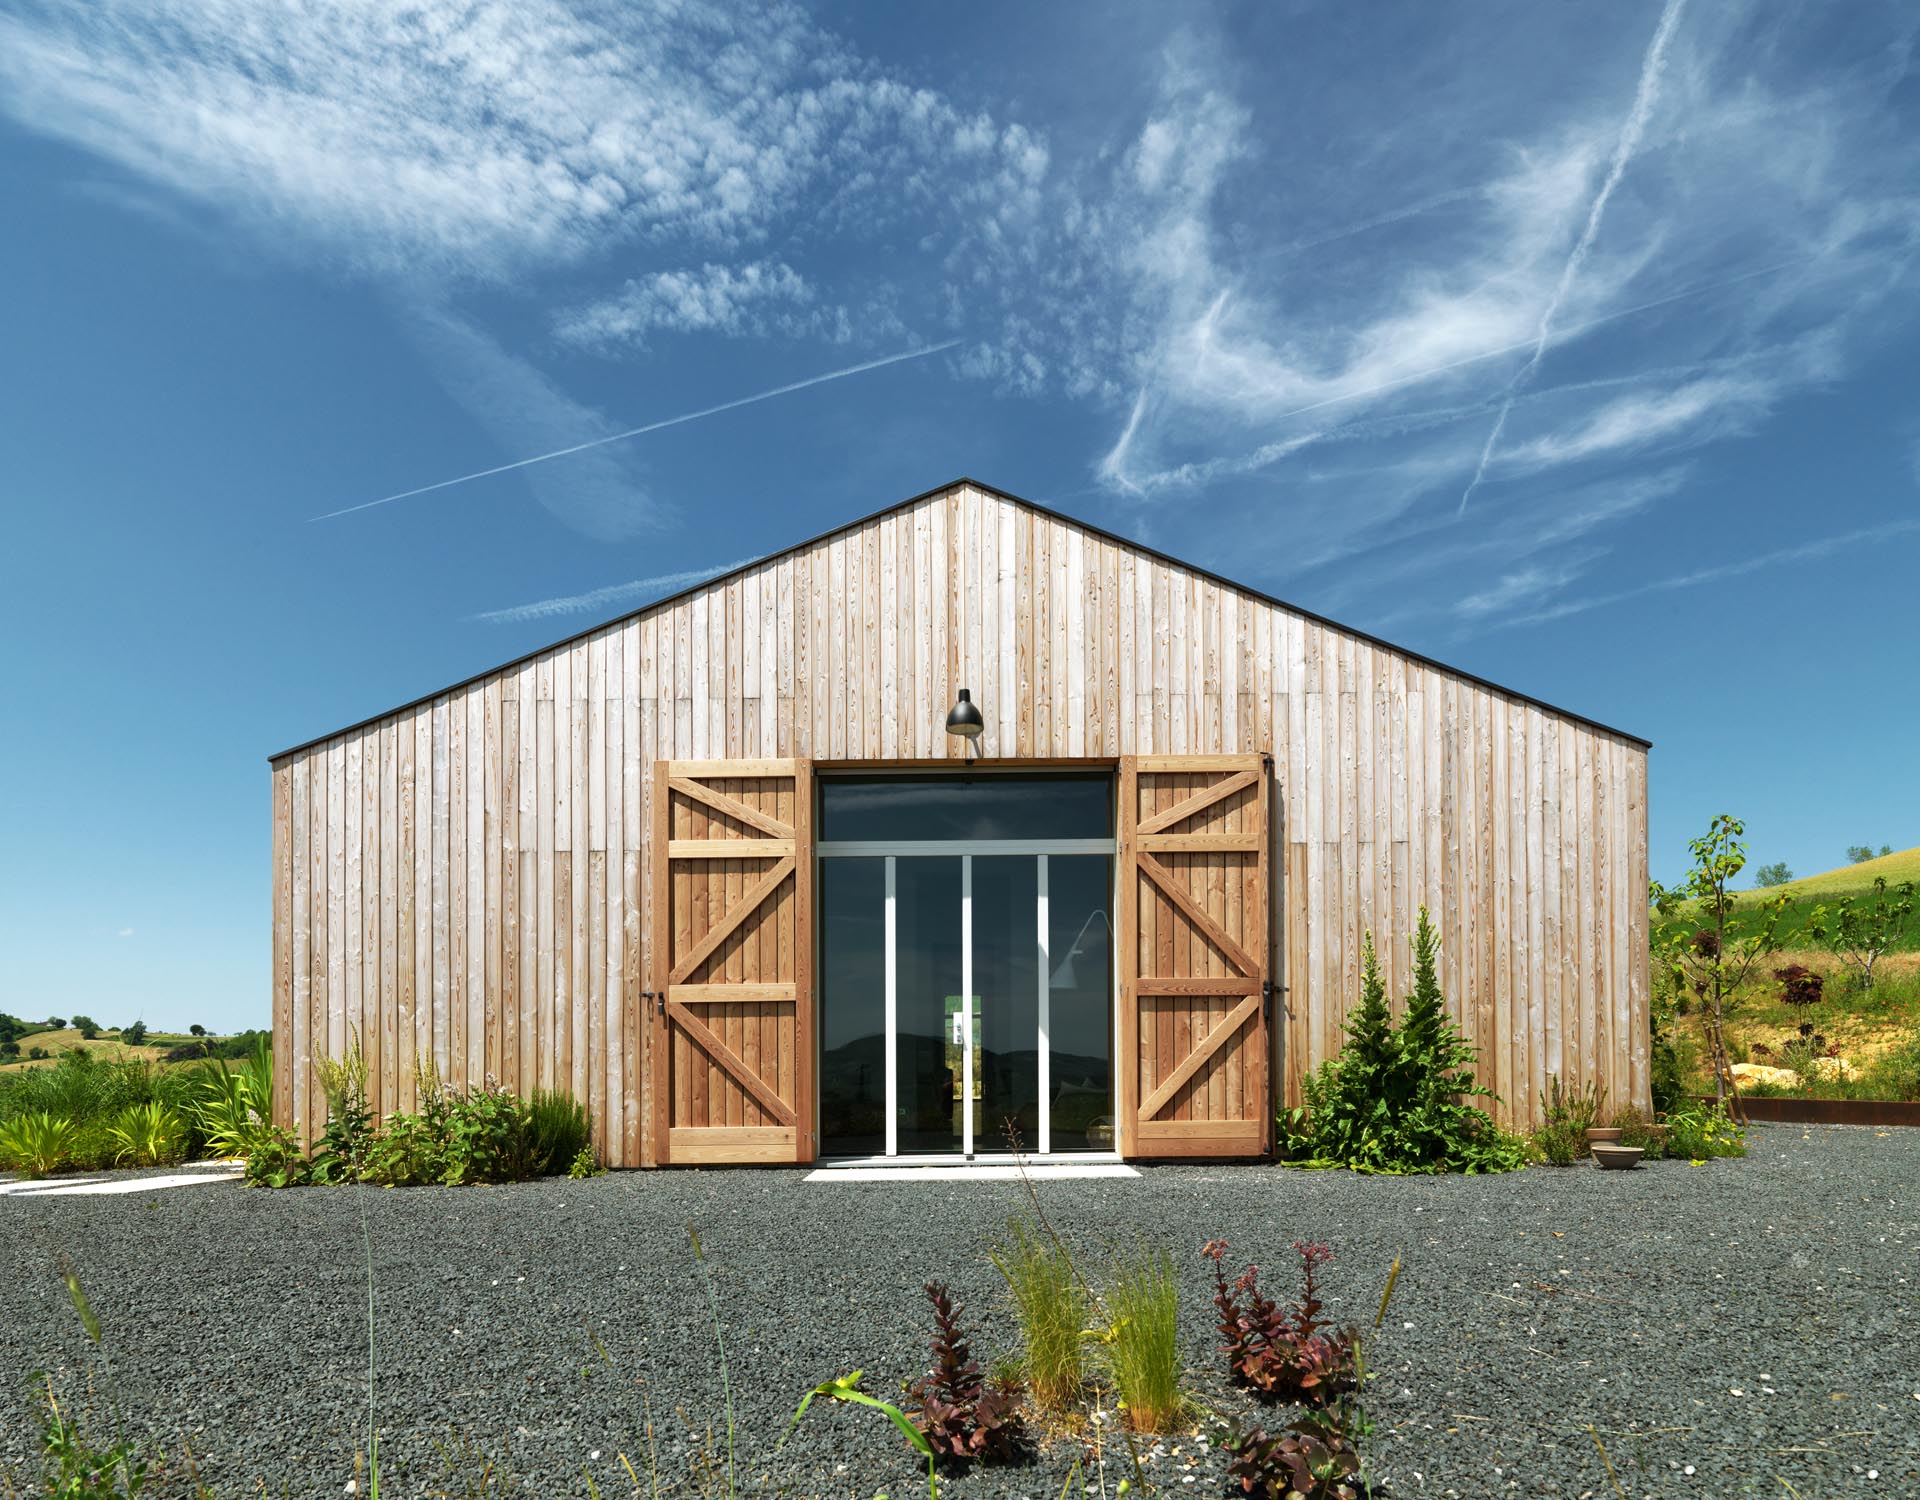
left=884, top=855, right=897, bottom=1159
left=961, top=854, right=974, bottom=1158
left=1037, top=854, right=1050, bottom=1157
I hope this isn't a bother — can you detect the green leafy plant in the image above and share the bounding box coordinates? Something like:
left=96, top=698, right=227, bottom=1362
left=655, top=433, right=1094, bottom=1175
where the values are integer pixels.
left=361, top=1108, right=452, bottom=1187
left=1103, top=1244, right=1185, bottom=1434
left=104, top=1103, right=186, bottom=1168
left=1609, top=1108, right=1668, bottom=1160
left=31, top=1259, right=152, bottom=1499
left=566, top=1144, right=603, bottom=1180
left=34, top=1375, right=150, bottom=1500
left=1288, top=912, right=1525, bottom=1174
left=1809, top=877, right=1917, bottom=993
left=1662, top=1100, right=1746, bottom=1161
left=441, top=1086, right=536, bottom=1185
left=905, top=1283, right=1027, bottom=1469
left=988, top=1217, right=1085, bottom=1412
left=783, top=1372, right=937, bottom=1499
left=1, top=1110, right=78, bottom=1177
left=241, top=1123, right=312, bottom=1188
left=1650, top=815, right=1789, bottom=1107
left=310, top=1032, right=375, bottom=1183
left=1531, top=1075, right=1604, bottom=1166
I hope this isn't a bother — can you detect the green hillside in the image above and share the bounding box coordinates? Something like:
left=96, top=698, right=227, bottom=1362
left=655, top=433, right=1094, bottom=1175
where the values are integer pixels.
left=1655, top=845, right=1920, bottom=955
left=1744, top=844, right=1920, bottom=900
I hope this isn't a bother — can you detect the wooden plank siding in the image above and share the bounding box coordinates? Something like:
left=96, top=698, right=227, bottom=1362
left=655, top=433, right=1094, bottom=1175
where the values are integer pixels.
left=271, top=482, right=1651, bottom=1163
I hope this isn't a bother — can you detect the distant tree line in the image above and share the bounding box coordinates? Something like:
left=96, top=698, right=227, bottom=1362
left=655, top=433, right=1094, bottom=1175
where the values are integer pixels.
left=1, top=1012, right=241, bottom=1060
left=1847, top=843, right=1894, bottom=865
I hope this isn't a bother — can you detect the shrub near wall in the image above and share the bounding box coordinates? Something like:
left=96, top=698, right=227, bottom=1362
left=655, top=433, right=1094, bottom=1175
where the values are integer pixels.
left=273, top=1042, right=597, bottom=1190
left=1281, top=910, right=1525, bottom=1174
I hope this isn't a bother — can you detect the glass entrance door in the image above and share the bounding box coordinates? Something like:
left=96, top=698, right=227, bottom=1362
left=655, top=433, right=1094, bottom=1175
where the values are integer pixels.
left=817, top=775, right=1115, bottom=1159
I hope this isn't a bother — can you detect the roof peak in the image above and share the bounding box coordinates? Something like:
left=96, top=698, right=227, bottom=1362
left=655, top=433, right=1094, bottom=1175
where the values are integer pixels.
left=270, top=475, right=1649, bottom=759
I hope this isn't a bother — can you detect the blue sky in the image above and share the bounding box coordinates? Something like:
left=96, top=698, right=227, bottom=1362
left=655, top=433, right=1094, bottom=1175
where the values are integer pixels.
left=1, top=0, right=1916, bottom=1033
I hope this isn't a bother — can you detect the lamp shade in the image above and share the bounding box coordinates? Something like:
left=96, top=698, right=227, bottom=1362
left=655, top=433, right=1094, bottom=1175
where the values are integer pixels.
left=945, top=687, right=984, bottom=740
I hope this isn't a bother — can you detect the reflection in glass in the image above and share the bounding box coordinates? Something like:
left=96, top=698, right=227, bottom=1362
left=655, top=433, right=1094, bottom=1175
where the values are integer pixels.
left=818, top=859, right=885, bottom=1157
left=1047, top=856, right=1114, bottom=1151
left=974, top=856, right=1040, bottom=1152
left=896, top=857, right=964, bottom=1154
left=821, top=775, right=1112, bottom=842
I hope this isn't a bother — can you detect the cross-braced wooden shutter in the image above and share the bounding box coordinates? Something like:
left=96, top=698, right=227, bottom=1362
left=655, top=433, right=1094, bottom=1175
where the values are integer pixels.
left=651, top=760, right=813, bottom=1165
left=1118, top=755, right=1271, bottom=1158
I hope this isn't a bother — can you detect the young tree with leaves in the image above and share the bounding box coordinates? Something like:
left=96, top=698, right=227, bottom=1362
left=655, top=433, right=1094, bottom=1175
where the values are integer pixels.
left=1808, top=877, right=1917, bottom=994
left=1650, top=814, right=1788, bottom=1112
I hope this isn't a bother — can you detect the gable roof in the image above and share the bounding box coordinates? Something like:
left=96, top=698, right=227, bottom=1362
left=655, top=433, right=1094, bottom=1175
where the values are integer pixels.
left=271, top=476, right=1651, bottom=759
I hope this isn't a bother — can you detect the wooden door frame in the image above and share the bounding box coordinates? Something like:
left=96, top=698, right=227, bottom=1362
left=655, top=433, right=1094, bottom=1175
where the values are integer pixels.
left=808, top=758, right=1125, bottom=1161
left=648, top=759, right=813, bottom=1167
left=1117, top=754, right=1274, bottom=1159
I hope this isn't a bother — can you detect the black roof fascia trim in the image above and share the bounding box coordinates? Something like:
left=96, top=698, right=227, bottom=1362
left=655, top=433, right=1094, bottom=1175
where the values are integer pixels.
left=270, top=476, right=1652, bottom=760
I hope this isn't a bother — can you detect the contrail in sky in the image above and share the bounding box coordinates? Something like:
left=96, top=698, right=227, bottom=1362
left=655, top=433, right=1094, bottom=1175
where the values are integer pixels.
left=310, top=339, right=962, bottom=522
left=1457, top=0, right=1687, bottom=514
left=472, top=557, right=763, bottom=624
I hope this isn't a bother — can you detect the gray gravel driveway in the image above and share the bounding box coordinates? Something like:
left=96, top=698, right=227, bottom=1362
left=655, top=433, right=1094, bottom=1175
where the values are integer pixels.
left=2, top=1124, right=1915, bottom=1498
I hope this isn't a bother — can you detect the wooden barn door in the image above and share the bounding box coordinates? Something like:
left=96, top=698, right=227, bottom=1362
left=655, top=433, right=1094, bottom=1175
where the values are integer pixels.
left=1118, top=756, right=1271, bottom=1158
left=651, top=760, right=813, bottom=1165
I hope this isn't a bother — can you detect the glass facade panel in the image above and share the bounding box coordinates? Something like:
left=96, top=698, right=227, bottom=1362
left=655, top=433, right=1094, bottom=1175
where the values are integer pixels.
left=818, top=858, right=886, bottom=1157
left=895, top=856, right=964, bottom=1154
left=816, top=776, right=1116, bottom=1157
left=974, top=855, right=1040, bottom=1152
left=1046, top=855, right=1115, bottom=1151
left=821, top=774, right=1112, bottom=842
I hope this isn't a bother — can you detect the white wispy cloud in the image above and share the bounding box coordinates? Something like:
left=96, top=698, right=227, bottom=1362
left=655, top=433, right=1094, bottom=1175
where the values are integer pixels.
left=472, top=558, right=762, bottom=625
left=1497, top=375, right=1770, bottom=471
left=0, top=2, right=1046, bottom=283
left=1494, top=517, right=1920, bottom=630
left=555, top=261, right=831, bottom=350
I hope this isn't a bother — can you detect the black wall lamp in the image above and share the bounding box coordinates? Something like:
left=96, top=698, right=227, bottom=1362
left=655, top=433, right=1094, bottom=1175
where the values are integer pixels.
left=945, top=687, right=984, bottom=759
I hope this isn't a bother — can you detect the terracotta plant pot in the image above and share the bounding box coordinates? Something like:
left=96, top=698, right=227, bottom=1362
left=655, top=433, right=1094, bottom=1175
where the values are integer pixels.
left=1590, top=1143, right=1644, bottom=1171
left=1585, top=1127, right=1624, bottom=1146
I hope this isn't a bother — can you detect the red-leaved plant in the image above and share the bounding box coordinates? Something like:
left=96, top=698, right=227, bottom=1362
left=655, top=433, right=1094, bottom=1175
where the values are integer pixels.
left=906, top=1282, right=1027, bottom=1468
left=1204, top=1240, right=1359, bottom=1406
left=1226, top=1407, right=1366, bottom=1499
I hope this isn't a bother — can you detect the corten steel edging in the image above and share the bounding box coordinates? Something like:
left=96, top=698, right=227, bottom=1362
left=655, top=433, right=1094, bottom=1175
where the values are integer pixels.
left=1700, top=1095, right=1920, bottom=1127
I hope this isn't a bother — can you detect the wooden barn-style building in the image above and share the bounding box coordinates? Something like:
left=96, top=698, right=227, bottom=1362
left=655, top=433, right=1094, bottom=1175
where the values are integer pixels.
left=269, top=478, right=1651, bottom=1168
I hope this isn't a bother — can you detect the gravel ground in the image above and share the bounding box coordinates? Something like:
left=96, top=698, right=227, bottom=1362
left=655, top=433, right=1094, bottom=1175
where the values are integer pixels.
left=2, top=1124, right=1915, bottom=1499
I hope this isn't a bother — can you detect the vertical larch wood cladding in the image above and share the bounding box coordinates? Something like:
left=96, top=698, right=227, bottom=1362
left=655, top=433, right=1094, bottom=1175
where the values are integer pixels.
left=270, top=481, right=1651, bottom=1166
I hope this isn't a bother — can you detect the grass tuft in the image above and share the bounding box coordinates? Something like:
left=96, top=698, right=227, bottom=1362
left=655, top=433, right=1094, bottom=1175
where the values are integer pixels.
left=989, top=1217, right=1086, bottom=1413
left=1103, top=1244, right=1186, bottom=1434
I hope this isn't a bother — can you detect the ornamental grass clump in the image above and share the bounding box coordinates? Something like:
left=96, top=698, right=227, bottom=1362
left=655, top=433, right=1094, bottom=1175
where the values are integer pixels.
left=989, top=1216, right=1086, bottom=1413
left=1103, top=1244, right=1185, bottom=1434
left=1284, top=910, right=1525, bottom=1174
